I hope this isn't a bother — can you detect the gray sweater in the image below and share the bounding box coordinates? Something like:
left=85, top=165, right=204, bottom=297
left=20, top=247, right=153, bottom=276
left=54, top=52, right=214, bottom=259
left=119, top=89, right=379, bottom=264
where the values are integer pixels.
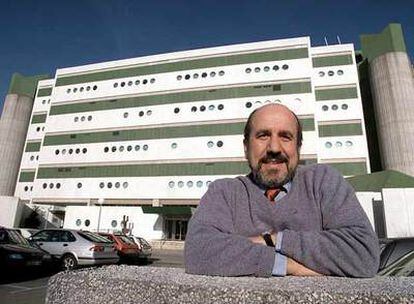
left=184, top=164, right=380, bottom=277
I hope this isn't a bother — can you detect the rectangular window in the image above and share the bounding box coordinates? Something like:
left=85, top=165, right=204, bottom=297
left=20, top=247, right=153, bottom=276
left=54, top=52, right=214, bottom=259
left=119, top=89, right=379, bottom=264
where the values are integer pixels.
left=43, top=118, right=315, bottom=146
left=19, top=171, right=36, bottom=182
left=327, top=162, right=367, bottom=176
left=312, top=54, right=353, bottom=67
left=25, top=142, right=42, bottom=152
left=315, top=87, right=358, bottom=101
left=36, top=161, right=251, bottom=179
left=318, top=122, right=362, bottom=137
left=37, top=88, right=52, bottom=97
left=31, top=114, right=47, bottom=124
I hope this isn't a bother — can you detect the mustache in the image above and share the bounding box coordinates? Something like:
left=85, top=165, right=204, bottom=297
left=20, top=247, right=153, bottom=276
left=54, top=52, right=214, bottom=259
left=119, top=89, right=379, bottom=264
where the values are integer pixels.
left=259, top=151, right=289, bottom=164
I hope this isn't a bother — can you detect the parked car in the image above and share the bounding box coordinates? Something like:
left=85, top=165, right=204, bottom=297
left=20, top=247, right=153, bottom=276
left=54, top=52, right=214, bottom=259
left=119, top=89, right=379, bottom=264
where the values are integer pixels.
left=128, top=236, right=152, bottom=259
left=0, top=226, right=51, bottom=273
left=377, top=250, right=414, bottom=276
left=98, top=232, right=141, bottom=262
left=15, top=228, right=39, bottom=239
left=29, top=229, right=119, bottom=270
left=379, top=238, right=414, bottom=270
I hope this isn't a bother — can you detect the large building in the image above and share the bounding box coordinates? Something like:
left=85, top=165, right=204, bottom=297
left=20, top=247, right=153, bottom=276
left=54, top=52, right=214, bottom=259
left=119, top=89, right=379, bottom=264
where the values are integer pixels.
left=1, top=23, right=413, bottom=241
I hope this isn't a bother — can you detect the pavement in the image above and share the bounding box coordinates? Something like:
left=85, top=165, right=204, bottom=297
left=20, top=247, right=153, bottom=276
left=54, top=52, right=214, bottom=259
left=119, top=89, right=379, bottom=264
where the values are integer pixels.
left=0, top=248, right=184, bottom=304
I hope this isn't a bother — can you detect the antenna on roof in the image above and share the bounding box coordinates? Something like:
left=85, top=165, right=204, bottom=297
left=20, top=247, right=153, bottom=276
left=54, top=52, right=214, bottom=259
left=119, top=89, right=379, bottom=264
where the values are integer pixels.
left=336, top=35, right=342, bottom=44
left=324, top=37, right=328, bottom=46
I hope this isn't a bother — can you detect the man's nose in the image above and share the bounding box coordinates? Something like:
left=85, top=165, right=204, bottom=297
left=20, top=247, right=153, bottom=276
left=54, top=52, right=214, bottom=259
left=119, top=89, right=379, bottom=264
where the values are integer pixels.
left=267, top=136, right=281, bottom=153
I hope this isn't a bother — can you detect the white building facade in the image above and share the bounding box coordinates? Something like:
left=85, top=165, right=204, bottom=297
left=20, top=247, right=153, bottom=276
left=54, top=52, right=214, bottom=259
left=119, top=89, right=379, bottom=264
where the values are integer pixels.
left=13, top=36, right=371, bottom=240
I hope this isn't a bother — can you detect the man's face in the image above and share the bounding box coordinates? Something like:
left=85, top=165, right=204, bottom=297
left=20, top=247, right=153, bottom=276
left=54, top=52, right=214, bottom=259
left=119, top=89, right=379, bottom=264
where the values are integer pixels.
left=244, top=105, right=300, bottom=188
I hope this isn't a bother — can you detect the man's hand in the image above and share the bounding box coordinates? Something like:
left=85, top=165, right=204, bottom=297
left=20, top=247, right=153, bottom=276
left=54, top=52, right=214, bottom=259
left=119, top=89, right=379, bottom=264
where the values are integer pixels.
left=287, top=258, right=323, bottom=276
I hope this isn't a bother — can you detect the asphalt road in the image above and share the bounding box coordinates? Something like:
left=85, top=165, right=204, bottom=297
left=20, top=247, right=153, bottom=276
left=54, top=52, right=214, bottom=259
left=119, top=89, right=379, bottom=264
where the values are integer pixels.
left=0, top=249, right=184, bottom=304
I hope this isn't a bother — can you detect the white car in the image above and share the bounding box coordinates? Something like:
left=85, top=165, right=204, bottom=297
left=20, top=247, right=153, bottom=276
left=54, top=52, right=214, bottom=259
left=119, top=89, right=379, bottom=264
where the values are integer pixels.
left=30, top=229, right=119, bottom=270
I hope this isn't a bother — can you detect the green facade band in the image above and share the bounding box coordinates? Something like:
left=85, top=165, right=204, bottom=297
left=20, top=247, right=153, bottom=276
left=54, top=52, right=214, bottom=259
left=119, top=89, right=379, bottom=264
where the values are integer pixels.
left=55, top=48, right=309, bottom=86
left=7, top=73, right=49, bottom=97
left=312, top=54, right=353, bottom=67
left=360, top=23, right=407, bottom=62
left=50, top=81, right=312, bottom=115
left=25, top=141, right=42, bottom=152
left=37, top=87, right=53, bottom=97
left=37, top=161, right=251, bottom=179
left=31, top=114, right=47, bottom=124
left=318, top=123, right=362, bottom=137
left=329, top=162, right=367, bottom=176
left=315, top=87, right=358, bottom=101
left=19, top=171, right=36, bottom=182
left=43, top=118, right=315, bottom=146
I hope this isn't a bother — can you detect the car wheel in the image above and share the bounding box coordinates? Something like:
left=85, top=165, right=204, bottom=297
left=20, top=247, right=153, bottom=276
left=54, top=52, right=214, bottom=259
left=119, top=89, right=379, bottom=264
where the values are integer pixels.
left=61, top=254, right=77, bottom=271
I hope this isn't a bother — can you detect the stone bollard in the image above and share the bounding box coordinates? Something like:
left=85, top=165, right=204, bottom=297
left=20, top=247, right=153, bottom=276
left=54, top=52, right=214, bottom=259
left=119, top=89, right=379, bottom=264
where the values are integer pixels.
left=46, top=265, right=414, bottom=304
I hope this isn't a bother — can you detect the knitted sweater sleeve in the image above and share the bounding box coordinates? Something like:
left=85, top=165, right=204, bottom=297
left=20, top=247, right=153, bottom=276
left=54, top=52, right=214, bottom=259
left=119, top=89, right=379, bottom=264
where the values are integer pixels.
left=184, top=179, right=275, bottom=277
left=281, top=165, right=380, bottom=277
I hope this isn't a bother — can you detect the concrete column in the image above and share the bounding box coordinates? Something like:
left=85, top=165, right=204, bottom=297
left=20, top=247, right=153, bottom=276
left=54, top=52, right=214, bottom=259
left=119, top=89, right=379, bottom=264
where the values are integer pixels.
left=369, top=52, right=414, bottom=176
left=0, top=93, right=34, bottom=196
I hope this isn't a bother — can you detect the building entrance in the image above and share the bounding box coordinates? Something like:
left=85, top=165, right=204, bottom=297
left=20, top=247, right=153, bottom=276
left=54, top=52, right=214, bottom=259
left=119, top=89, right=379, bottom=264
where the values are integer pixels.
left=165, top=218, right=188, bottom=241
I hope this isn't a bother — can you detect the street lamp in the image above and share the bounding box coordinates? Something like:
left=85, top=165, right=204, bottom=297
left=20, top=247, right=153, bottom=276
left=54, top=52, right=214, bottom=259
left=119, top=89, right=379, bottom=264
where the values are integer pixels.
left=97, top=198, right=104, bottom=232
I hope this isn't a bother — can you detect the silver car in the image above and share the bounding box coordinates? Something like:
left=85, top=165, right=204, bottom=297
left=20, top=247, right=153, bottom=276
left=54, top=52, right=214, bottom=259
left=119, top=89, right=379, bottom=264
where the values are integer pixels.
left=30, top=229, right=119, bottom=270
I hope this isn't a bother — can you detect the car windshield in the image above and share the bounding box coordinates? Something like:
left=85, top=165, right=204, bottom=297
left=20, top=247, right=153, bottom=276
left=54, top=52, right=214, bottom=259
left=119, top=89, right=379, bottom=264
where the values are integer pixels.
left=137, top=237, right=150, bottom=246
left=78, top=231, right=113, bottom=243
left=118, top=235, right=135, bottom=245
left=0, top=229, right=30, bottom=245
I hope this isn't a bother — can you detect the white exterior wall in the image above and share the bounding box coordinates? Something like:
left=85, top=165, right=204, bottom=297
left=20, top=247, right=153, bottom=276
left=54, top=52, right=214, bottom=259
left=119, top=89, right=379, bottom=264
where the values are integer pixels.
left=0, top=196, right=21, bottom=227
left=383, top=188, right=414, bottom=238
left=355, top=191, right=382, bottom=230
left=64, top=206, right=162, bottom=240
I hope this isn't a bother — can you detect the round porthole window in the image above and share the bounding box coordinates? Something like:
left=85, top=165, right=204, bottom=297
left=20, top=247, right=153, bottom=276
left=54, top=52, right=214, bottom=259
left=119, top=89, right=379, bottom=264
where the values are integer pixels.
left=325, top=142, right=333, bottom=148
left=111, top=220, right=117, bottom=228
left=77, top=183, right=82, bottom=189
left=76, top=219, right=82, bottom=226
left=207, top=141, right=214, bottom=148
left=245, top=68, right=252, bottom=73
left=187, top=181, right=194, bottom=188
left=178, top=181, right=184, bottom=188
left=168, top=181, right=175, bottom=188
left=328, top=70, right=334, bottom=76
left=319, top=71, right=325, bottom=77
left=171, top=143, right=177, bottom=149
left=115, top=182, right=120, bottom=188
left=322, top=105, right=329, bottom=111
left=345, top=141, right=353, bottom=147
left=341, top=104, right=348, bottom=110
left=264, top=66, right=270, bottom=72
left=85, top=219, right=90, bottom=227
left=123, top=182, right=128, bottom=188
left=196, top=181, right=203, bottom=188
left=246, top=102, right=252, bottom=108
left=143, top=145, right=148, bottom=151
left=337, top=70, right=344, bottom=76
left=331, top=104, right=339, bottom=110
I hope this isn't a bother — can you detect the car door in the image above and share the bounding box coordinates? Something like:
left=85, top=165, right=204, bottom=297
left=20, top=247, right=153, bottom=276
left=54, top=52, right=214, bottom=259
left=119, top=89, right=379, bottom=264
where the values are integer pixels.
left=31, top=230, right=58, bottom=256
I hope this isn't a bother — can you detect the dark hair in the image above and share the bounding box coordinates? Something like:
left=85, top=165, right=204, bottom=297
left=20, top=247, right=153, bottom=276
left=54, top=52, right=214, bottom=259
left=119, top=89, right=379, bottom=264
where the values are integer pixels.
left=243, top=105, right=303, bottom=148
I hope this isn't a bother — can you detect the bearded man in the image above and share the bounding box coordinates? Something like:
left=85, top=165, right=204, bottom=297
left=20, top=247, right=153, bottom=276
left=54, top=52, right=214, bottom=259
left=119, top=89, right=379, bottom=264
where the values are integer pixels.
left=184, top=104, right=379, bottom=277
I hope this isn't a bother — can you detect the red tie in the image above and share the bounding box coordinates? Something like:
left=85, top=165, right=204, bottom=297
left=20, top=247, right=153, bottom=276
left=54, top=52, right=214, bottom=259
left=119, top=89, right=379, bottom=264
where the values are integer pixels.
left=265, top=188, right=281, bottom=203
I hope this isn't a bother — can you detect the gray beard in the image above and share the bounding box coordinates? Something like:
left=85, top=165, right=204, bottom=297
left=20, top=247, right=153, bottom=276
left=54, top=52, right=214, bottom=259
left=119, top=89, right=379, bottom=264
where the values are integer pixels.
left=251, top=165, right=296, bottom=188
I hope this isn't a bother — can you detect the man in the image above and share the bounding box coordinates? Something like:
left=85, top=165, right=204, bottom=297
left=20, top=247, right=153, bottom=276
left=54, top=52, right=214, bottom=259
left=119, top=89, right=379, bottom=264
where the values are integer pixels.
left=184, top=104, right=379, bottom=277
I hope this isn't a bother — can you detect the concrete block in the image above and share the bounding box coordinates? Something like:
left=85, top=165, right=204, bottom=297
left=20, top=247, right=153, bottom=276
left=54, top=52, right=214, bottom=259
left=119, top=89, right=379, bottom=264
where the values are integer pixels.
left=46, top=266, right=414, bottom=304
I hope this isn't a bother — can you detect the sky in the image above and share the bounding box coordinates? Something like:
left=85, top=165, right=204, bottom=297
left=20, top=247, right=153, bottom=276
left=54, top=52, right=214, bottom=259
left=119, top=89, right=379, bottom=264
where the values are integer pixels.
left=0, top=0, right=413, bottom=112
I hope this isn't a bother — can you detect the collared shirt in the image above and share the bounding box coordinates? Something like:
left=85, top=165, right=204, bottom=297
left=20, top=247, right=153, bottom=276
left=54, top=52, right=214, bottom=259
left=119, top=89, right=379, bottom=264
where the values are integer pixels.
left=263, top=181, right=291, bottom=276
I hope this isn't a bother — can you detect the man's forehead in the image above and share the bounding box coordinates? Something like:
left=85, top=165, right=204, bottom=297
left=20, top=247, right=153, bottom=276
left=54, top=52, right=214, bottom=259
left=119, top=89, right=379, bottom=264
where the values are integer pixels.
left=250, top=105, right=297, bottom=130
